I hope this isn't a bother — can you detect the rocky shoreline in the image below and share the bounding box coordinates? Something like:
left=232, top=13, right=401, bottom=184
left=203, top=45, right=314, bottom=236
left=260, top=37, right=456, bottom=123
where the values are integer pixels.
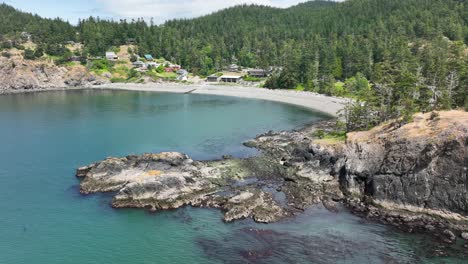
left=76, top=122, right=344, bottom=223
left=77, top=111, right=468, bottom=247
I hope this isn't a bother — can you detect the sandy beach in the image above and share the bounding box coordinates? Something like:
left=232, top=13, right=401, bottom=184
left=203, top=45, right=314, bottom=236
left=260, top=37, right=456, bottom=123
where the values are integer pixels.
left=95, top=83, right=348, bottom=116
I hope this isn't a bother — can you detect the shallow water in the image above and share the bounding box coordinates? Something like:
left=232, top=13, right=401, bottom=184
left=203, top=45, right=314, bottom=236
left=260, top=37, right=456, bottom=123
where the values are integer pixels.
left=0, top=89, right=465, bottom=263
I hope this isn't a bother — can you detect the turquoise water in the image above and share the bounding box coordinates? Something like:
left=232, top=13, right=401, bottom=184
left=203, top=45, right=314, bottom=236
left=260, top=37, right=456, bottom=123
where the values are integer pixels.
left=0, top=89, right=465, bottom=263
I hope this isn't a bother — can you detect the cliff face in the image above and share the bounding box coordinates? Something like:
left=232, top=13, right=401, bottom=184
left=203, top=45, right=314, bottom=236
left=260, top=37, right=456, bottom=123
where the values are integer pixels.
left=340, top=111, right=467, bottom=218
left=0, top=56, right=105, bottom=93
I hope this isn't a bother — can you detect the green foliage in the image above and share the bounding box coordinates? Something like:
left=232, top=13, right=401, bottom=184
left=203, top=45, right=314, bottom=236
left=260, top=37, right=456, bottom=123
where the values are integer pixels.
left=34, top=46, right=44, bottom=58
left=110, top=77, right=126, bottom=83
left=130, top=54, right=138, bottom=63
left=244, top=75, right=262, bottom=82
left=264, top=68, right=298, bottom=89
left=23, top=48, right=35, bottom=60
left=89, top=59, right=113, bottom=75
left=313, top=121, right=347, bottom=142
left=295, top=84, right=305, bottom=91
left=155, top=64, right=165, bottom=73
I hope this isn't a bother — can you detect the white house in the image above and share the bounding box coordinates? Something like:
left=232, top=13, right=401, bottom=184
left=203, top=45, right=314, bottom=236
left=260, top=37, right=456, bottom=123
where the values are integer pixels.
left=105, top=52, right=118, bottom=60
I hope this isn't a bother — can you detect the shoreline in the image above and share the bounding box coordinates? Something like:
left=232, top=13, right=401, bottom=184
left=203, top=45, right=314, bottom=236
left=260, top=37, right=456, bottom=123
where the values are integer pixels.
left=0, top=83, right=347, bottom=117
left=93, top=83, right=348, bottom=117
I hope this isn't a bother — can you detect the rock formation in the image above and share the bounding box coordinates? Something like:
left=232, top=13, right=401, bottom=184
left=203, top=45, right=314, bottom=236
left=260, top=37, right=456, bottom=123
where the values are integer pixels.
left=0, top=56, right=106, bottom=93
left=76, top=123, right=343, bottom=223
left=77, top=111, right=468, bottom=243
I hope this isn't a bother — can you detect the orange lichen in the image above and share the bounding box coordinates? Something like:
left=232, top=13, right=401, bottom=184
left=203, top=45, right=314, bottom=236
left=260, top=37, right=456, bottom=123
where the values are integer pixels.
left=146, top=170, right=162, bottom=176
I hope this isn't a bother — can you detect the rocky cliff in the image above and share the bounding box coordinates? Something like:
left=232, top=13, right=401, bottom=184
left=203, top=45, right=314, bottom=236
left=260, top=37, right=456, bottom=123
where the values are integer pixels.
left=340, top=111, right=467, bottom=218
left=0, top=55, right=106, bottom=93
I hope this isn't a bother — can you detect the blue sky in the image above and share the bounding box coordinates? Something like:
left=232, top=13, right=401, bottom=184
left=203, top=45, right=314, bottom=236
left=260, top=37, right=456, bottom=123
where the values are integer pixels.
left=2, top=0, right=112, bottom=23
left=1, top=0, right=342, bottom=24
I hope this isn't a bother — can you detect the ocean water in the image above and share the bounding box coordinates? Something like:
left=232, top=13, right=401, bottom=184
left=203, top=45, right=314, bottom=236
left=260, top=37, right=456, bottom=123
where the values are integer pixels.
left=0, top=89, right=465, bottom=263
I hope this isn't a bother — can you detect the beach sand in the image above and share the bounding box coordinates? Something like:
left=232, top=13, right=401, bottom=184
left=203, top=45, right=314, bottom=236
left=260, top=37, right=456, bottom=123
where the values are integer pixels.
left=96, top=83, right=347, bottom=116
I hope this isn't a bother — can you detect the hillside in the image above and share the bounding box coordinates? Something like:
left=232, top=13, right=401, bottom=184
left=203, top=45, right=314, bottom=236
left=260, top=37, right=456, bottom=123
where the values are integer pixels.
left=0, top=0, right=466, bottom=120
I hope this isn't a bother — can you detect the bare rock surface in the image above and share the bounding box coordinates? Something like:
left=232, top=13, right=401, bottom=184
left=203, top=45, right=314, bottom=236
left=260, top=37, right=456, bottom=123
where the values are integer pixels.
left=0, top=56, right=106, bottom=93
left=77, top=122, right=343, bottom=223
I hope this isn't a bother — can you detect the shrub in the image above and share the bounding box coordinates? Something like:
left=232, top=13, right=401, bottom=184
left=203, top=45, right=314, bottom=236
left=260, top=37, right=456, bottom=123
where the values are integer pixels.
left=429, top=111, right=440, bottom=121
left=24, top=48, right=35, bottom=60
left=244, top=75, right=262, bottom=82
left=110, top=77, right=126, bottom=83
left=34, top=46, right=44, bottom=58
left=1, top=52, right=11, bottom=58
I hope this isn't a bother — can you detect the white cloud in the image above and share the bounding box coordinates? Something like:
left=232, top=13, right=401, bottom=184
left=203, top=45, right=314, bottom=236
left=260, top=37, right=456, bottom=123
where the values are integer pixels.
left=96, top=0, right=315, bottom=23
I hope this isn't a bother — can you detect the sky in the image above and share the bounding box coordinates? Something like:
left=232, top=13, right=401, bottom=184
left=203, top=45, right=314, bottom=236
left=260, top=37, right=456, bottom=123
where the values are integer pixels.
left=1, top=0, right=343, bottom=24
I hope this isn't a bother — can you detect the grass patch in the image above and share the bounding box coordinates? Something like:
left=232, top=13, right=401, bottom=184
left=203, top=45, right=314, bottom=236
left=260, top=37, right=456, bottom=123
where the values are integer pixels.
left=244, top=75, right=262, bottom=82
left=295, top=84, right=305, bottom=91
left=313, top=129, right=346, bottom=143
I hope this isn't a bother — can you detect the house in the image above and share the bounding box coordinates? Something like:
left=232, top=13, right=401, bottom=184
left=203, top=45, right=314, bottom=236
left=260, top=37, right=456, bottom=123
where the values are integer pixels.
left=147, top=62, right=160, bottom=68
left=165, top=67, right=175, bottom=72
left=220, top=75, right=242, bottom=83
left=248, top=69, right=268, bottom=78
left=132, top=61, right=146, bottom=68
left=207, top=75, right=219, bottom=82
left=105, top=52, right=118, bottom=60
left=228, top=64, right=239, bottom=72
left=144, top=54, right=154, bottom=61
left=169, top=64, right=181, bottom=70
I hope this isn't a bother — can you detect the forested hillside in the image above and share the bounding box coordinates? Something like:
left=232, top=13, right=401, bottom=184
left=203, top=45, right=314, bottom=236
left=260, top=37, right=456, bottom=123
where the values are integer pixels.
left=0, top=0, right=466, bottom=128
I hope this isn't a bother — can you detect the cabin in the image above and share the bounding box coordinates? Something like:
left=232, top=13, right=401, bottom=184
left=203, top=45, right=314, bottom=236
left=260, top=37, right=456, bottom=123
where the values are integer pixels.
left=248, top=69, right=268, bottom=78
left=206, top=75, right=219, bottom=82
left=144, top=54, right=154, bottom=61
left=147, top=62, right=160, bottom=68
left=220, top=75, right=242, bottom=83
left=105, top=52, right=118, bottom=61
left=132, top=61, right=146, bottom=68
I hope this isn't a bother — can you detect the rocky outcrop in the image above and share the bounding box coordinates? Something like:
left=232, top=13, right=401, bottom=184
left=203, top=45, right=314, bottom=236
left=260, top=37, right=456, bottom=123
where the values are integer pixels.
left=76, top=122, right=344, bottom=223
left=0, top=56, right=106, bottom=93
left=338, top=111, right=467, bottom=220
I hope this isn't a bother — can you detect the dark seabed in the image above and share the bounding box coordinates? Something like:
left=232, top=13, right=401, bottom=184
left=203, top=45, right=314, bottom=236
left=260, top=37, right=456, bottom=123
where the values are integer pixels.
left=0, top=89, right=465, bottom=263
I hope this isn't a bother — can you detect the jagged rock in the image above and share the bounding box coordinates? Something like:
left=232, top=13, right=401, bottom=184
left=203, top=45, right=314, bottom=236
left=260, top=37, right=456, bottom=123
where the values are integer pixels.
left=339, top=111, right=468, bottom=218
left=461, top=232, right=468, bottom=240
left=77, top=150, right=339, bottom=223
left=442, top=229, right=456, bottom=243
